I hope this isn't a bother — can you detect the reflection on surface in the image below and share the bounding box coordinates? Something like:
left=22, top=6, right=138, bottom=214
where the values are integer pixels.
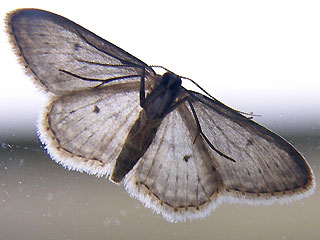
left=0, top=134, right=319, bottom=240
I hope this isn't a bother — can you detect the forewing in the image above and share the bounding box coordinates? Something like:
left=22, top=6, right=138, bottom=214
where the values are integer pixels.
left=189, top=91, right=315, bottom=202
left=39, top=82, right=141, bottom=177
left=6, top=9, right=156, bottom=95
left=124, top=102, right=224, bottom=222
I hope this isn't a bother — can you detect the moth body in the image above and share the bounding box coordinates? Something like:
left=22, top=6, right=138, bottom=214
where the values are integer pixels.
left=111, top=72, right=183, bottom=182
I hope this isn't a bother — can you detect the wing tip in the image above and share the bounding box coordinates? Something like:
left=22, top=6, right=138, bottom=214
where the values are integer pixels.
left=5, top=8, right=51, bottom=94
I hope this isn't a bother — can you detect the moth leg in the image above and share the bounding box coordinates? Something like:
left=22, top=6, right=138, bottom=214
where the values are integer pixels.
left=58, top=69, right=141, bottom=88
left=139, top=67, right=147, bottom=107
left=166, top=96, right=208, bottom=144
left=185, top=97, right=236, bottom=162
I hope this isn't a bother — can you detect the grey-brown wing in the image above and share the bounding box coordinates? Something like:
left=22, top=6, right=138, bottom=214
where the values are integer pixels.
left=188, top=91, right=315, bottom=202
left=124, top=101, right=224, bottom=222
left=6, top=9, right=156, bottom=95
left=124, top=90, right=315, bottom=222
left=39, top=82, right=141, bottom=177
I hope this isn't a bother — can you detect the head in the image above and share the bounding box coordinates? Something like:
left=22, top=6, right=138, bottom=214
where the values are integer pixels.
left=161, top=72, right=182, bottom=90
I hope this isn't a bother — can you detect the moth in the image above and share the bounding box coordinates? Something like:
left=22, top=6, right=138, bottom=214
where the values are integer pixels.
left=6, top=9, right=315, bottom=222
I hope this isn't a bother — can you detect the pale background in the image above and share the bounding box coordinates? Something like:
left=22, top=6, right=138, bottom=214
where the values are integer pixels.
left=0, top=1, right=319, bottom=239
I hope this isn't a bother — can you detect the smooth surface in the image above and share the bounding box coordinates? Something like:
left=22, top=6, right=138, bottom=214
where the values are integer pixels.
left=0, top=134, right=319, bottom=239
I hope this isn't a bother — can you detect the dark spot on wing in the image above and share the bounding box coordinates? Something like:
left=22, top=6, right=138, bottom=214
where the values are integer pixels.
left=246, top=139, right=253, bottom=146
left=73, top=43, right=81, bottom=51
left=183, top=155, right=191, bottom=162
left=93, top=105, right=100, bottom=113
left=265, top=161, right=270, bottom=169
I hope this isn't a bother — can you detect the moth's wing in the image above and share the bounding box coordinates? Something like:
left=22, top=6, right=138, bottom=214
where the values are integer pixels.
left=6, top=9, right=156, bottom=95
left=124, top=90, right=315, bottom=222
left=39, top=82, right=142, bottom=177
left=6, top=9, right=159, bottom=177
left=124, top=98, right=224, bottom=222
left=188, top=91, right=315, bottom=203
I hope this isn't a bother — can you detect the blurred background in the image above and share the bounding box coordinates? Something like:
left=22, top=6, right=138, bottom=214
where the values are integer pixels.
left=1, top=1, right=319, bottom=239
